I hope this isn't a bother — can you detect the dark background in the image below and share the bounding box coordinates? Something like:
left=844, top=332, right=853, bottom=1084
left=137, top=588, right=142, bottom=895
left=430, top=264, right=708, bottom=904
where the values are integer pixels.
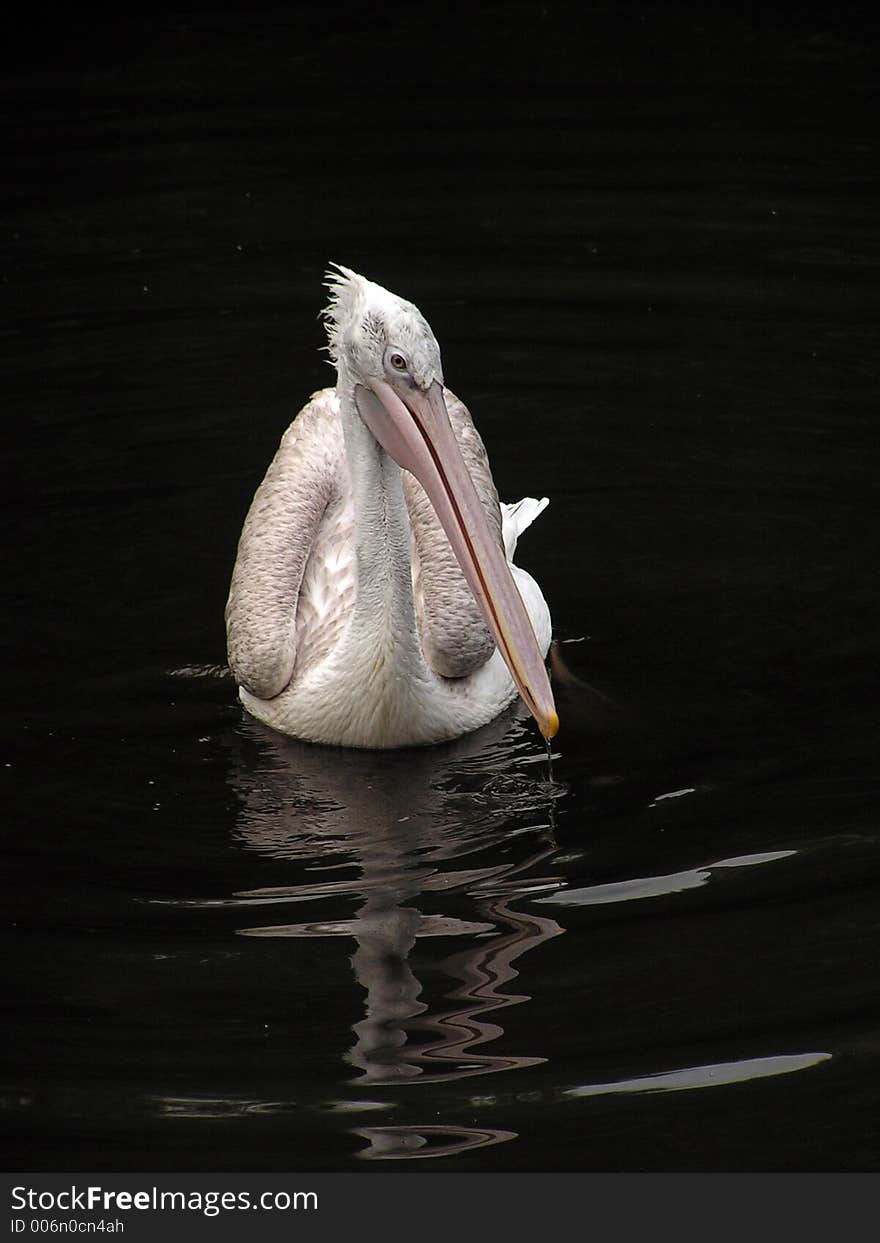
left=3, top=2, right=880, bottom=1171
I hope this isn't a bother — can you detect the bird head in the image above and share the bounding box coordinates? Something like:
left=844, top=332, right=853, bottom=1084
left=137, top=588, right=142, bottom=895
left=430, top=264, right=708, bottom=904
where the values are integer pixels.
left=323, top=264, right=443, bottom=394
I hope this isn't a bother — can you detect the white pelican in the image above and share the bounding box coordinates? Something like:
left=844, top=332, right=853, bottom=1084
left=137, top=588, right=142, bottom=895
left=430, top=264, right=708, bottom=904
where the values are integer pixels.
left=225, top=266, right=558, bottom=748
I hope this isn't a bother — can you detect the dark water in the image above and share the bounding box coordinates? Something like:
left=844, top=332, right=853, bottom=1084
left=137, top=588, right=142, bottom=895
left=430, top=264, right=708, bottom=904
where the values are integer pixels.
left=4, top=4, right=880, bottom=1171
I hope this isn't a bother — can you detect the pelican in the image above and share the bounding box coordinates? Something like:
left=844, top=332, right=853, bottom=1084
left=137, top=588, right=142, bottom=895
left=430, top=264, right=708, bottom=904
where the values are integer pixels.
left=225, top=266, right=557, bottom=748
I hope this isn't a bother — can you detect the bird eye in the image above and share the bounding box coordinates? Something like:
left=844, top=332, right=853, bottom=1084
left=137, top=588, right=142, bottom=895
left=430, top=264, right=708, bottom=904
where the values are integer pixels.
left=388, top=352, right=408, bottom=371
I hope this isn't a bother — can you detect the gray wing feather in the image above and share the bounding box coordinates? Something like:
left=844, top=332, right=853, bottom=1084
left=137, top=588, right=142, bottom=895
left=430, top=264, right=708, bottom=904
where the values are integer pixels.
left=225, top=389, right=342, bottom=699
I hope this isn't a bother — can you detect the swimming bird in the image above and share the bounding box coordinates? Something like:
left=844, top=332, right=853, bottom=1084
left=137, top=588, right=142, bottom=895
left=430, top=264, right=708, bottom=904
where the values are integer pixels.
left=225, top=266, right=557, bottom=748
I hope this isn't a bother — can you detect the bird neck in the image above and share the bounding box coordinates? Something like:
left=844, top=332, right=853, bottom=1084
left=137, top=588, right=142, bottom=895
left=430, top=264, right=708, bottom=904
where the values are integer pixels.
left=336, top=375, right=420, bottom=650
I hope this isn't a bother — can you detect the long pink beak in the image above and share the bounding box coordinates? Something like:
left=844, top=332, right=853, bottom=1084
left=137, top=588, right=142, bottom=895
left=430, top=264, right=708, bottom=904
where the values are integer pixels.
left=355, top=378, right=558, bottom=740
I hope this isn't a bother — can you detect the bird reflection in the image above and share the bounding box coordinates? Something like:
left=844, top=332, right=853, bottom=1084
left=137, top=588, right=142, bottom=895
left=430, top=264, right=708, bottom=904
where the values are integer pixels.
left=226, top=706, right=565, bottom=1097
left=351, top=1123, right=519, bottom=1161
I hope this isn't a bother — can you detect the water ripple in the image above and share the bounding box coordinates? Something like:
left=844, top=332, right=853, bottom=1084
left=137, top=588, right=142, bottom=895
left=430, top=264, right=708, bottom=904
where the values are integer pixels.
left=566, top=1051, right=831, bottom=1098
left=537, top=849, right=796, bottom=907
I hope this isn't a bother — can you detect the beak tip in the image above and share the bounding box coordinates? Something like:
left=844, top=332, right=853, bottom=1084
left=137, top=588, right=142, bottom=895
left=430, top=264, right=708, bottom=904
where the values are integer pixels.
left=541, top=709, right=560, bottom=741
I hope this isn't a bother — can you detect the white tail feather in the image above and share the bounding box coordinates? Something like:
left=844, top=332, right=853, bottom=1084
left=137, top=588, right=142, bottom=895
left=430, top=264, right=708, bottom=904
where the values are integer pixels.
left=501, top=496, right=550, bottom=559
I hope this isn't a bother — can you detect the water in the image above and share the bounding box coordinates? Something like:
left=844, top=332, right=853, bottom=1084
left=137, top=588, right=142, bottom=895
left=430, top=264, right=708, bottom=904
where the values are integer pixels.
left=4, top=4, right=879, bottom=1171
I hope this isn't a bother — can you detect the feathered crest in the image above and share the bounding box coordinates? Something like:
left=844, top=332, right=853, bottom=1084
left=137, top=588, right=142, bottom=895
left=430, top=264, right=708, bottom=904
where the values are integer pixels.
left=321, top=263, right=370, bottom=363
left=319, top=264, right=440, bottom=383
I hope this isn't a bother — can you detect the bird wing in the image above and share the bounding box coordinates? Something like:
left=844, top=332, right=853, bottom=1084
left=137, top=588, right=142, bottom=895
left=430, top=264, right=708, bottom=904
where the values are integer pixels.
left=225, top=387, right=348, bottom=700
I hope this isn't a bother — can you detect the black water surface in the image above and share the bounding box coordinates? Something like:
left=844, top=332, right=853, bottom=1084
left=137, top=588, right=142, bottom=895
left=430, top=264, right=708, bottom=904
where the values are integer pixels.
left=3, top=3, right=880, bottom=1171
